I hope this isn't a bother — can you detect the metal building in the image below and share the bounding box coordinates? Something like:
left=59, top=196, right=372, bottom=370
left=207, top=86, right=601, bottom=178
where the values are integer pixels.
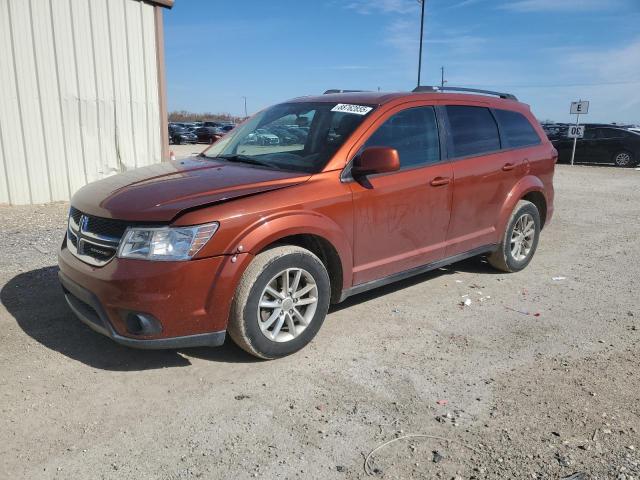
left=0, top=0, right=172, bottom=205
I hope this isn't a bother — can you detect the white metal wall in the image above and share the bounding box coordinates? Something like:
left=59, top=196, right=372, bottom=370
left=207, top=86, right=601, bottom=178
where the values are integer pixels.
left=0, top=0, right=162, bottom=205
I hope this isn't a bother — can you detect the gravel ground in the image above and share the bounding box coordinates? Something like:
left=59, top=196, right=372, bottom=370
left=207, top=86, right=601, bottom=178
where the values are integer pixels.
left=0, top=164, right=639, bottom=480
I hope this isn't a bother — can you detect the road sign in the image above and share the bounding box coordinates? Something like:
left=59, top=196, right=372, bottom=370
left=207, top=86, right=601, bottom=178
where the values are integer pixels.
left=570, top=101, right=589, bottom=115
left=569, top=100, right=589, bottom=165
left=567, top=125, right=585, bottom=138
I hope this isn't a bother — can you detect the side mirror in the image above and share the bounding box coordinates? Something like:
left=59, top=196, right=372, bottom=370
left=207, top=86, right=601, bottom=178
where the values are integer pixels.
left=351, top=147, right=400, bottom=177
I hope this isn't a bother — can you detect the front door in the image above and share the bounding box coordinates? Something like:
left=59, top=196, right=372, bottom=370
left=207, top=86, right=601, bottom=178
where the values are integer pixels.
left=349, top=105, right=453, bottom=285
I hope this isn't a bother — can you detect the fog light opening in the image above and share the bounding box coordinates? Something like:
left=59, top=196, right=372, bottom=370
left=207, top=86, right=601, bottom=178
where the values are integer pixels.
left=125, top=312, right=162, bottom=336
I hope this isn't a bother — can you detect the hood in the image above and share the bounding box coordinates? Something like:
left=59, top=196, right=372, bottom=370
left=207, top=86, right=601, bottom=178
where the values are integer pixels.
left=71, top=157, right=310, bottom=221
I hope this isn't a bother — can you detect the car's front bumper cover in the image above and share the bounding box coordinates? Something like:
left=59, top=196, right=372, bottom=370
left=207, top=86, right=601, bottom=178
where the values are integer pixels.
left=58, top=271, right=226, bottom=349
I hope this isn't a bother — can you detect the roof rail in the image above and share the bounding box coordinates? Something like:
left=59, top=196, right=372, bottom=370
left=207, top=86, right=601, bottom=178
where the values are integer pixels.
left=412, top=85, right=517, bottom=101
left=323, top=89, right=370, bottom=94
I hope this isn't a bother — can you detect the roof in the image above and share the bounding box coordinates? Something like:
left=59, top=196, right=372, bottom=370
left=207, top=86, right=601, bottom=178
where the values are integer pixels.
left=141, top=0, right=174, bottom=8
left=289, top=90, right=523, bottom=107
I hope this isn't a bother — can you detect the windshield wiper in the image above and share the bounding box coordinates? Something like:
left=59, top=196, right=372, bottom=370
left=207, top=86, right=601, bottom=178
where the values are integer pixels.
left=215, top=154, right=273, bottom=168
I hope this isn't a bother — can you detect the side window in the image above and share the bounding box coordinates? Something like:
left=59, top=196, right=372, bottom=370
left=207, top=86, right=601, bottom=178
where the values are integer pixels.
left=364, top=106, right=440, bottom=168
left=445, top=105, right=500, bottom=157
left=493, top=109, right=541, bottom=148
left=583, top=128, right=598, bottom=140
left=599, top=128, right=624, bottom=139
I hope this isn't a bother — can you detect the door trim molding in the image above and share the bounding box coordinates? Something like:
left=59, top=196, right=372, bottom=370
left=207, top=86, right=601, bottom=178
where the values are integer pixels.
left=338, top=244, right=497, bottom=302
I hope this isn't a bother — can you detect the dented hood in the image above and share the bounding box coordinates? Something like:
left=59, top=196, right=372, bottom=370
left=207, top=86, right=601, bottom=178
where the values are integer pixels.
left=71, top=157, right=310, bottom=221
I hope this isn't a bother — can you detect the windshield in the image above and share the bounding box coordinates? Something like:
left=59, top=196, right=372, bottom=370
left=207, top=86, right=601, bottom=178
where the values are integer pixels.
left=202, top=102, right=375, bottom=173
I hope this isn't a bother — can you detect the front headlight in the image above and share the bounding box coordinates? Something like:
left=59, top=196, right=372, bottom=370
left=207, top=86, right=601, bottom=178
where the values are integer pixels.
left=117, top=222, right=219, bottom=261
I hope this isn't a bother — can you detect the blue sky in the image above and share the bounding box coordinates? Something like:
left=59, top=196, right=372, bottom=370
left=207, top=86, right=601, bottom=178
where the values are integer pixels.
left=164, top=0, right=640, bottom=124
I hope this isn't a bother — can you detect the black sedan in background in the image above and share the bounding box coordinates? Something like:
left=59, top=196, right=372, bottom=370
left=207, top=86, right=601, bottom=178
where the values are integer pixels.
left=194, top=126, right=223, bottom=144
left=553, top=126, right=640, bottom=167
left=168, top=126, right=197, bottom=145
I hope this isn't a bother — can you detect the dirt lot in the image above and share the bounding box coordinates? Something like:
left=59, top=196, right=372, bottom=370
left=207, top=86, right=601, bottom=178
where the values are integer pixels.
left=1, top=165, right=638, bottom=480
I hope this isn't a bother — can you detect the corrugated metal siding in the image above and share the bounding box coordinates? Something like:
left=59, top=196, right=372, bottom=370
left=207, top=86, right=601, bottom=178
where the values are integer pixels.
left=0, top=0, right=162, bottom=205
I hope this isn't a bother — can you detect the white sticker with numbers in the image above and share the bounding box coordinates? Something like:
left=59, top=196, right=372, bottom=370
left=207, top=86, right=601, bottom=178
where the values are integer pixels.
left=331, top=103, right=373, bottom=115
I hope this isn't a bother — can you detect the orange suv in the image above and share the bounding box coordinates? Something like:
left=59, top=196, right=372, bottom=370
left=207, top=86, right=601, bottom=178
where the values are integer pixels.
left=58, top=86, right=556, bottom=359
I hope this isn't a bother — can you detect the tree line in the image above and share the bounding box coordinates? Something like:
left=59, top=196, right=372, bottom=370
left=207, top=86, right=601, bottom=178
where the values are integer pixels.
left=168, top=110, right=246, bottom=123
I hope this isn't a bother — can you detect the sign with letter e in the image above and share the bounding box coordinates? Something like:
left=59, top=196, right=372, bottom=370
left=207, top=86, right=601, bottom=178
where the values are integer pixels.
left=570, top=101, right=589, bottom=115
left=567, top=125, right=585, bottom=138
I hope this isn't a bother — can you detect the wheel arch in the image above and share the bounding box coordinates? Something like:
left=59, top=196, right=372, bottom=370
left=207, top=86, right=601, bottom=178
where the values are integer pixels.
left=498, top=176, right=548, bottom=235
left=229, top=212, right=353, bottom=302
left=521, top=190, right=547, bottom=228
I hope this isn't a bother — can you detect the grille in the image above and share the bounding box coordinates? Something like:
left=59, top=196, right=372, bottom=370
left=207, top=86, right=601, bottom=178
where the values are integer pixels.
left=85, top=216, right=129, bottom=239
left=67, top=208, right=129, bottom=266
left=70, top=206, right=82, bottom=224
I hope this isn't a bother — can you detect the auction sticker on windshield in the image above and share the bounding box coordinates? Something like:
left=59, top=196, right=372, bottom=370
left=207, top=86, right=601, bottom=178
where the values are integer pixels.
left=331, top=104, right=373, bottom=115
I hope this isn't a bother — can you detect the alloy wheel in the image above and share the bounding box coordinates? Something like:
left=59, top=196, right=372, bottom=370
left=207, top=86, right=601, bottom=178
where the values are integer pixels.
left=257, top=268, right=318, bottom=342
left=615, top=152, right=631, bottom=166
left=510, top=213, right=535, bottom=261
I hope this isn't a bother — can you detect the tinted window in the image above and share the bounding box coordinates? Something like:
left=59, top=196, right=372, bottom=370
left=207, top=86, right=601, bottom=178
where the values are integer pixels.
left=445, top=106, right=500, bottom=157
left=598, top=128, right=624, bottom=139
left=583, top=128, right=597, bottom=140
left=493, top=109, right=540, bottom=148
left=364, top=106, right=440, bottom=168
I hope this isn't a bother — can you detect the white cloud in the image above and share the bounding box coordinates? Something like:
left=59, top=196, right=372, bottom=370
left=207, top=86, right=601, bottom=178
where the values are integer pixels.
left=449, top=0, right=484, bottom=8
left=345, top=0, right=420, bottom=15
left=501, top=0, right=628, bottom=12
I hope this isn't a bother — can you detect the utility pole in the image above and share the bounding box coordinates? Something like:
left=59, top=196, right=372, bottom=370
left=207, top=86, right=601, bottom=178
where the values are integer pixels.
left=417, top=0, right=425, bottom=87
left=440, top=66, right=446, bottom=88
left=241, top=96, right=248, bottom=118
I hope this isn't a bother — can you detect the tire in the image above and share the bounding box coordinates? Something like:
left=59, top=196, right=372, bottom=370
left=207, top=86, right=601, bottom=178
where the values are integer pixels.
left=175, top=137, right=182, bottom=145
left=228, top=245, right=331, bottom=359
left=488, top=200, right=541, bottom=273
left=613, top=150, right=634, bottom=167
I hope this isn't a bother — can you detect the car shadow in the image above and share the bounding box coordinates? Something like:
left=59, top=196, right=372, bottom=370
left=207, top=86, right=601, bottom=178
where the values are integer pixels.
left=330, top=255, right=497, bottom=312
left=0, top=266, right=257, bottom=371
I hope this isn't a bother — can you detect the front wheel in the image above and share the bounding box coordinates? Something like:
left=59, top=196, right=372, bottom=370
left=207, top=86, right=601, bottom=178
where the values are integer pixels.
left=228, top=246, right=331, bottom=359
left=488, top=200, right=541, bottom=273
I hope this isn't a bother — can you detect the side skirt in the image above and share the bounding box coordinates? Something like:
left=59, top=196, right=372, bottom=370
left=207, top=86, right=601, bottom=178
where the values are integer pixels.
left=338, top=244, right=497, bottom=302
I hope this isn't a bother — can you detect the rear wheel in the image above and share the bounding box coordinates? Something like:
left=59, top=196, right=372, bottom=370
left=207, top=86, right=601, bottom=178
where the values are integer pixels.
left=613, top=150, right=634, bottom=167
left=488, top=200, right=541, bottom=273
left=228, top=246, right=331, bottom=359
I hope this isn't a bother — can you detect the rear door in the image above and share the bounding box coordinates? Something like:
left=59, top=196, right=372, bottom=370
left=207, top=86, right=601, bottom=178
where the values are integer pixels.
left=595, top=128, right=627, bottom=163
left=349, top=104, right=453, bottom=285
left=442, top=105, right=531, bottom=256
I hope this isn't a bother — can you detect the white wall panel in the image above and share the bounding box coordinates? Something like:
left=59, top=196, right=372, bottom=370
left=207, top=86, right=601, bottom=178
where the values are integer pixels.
left=0, top=0, right=163, bottom=205
left=142, top=4, right=161, bottom=165
left=7, top=0, right=52, bottom=204
left=50, top=0, right=88, bottom=197
left=30, top=0, right=71, bottom=201
left=0, top=1, right=30, bottom=204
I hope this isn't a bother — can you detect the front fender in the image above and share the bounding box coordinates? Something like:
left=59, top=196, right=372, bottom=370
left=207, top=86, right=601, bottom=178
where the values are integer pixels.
left=226, top=210, right=353, bottom=291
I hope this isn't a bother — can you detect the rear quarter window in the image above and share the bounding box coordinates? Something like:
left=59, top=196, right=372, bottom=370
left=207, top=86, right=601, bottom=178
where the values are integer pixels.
left=445, top=105, right=500, bottom=158
left=493, top=109, right=541, bottom=148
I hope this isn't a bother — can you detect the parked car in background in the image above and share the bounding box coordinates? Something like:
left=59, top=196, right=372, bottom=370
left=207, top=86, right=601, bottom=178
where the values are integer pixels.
left=59, top=86, right=555, bottom=359
left=245, top=128, right=280, bottom=146
left=195, top=126, right=224, bottom=144
left=168, top=126, right=197, bottom=145
left=541, top=123, right=568, bottom=141
left=552, top=125, right=640, bottom=167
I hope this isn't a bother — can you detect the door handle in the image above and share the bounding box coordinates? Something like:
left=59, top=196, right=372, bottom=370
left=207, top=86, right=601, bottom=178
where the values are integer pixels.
left=430, top=176, right=451, bottom=187
left=502, top=163, right=515, bottom=171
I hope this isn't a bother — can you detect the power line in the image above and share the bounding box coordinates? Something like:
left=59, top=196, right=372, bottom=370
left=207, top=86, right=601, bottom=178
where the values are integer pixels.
left=464, top=80, right=640, bottom=89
